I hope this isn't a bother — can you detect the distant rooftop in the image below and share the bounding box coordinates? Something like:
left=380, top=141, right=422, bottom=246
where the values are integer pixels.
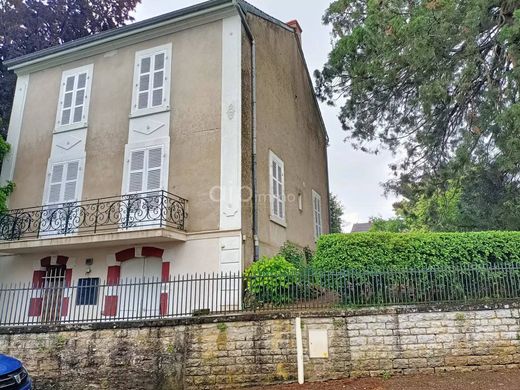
left=350, top=222, right=372, bottom=233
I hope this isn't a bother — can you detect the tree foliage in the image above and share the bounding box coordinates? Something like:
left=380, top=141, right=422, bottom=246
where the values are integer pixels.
left=329, top=193, right=344, bottom=233
left=317, top=0, right=520, bottom=230
left=0, top=0, right=141, bottom=136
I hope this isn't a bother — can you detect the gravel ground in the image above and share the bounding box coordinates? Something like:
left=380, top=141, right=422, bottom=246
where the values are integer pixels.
left=250, top=370, right=520, bottom=389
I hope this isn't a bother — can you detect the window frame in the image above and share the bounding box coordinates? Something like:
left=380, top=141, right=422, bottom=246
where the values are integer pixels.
left=55, top=64, right=94, bottom=133
left=43, top=157, right=85, bottom=206
left=312, top=190, right=323, bottom=241
left=269, top=150, right=286, bottom=227
left=130, top=43, right=172, bottom=118
left=122, top=138, right=170, bottom=196
left=75, top=277, right=100, bottom=306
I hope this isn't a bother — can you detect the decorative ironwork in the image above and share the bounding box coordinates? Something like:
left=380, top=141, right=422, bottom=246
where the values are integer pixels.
left=0, top=191, right=187, bottom=240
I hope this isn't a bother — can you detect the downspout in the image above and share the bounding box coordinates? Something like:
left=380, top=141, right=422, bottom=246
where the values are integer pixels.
left=235, top=2, right=260, bottom=261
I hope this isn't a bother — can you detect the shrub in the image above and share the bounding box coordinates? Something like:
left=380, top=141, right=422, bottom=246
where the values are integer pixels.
left=244, top=255, right=297, bottom=306
left=278, top=241, right=314, bottom=269
left=313, top=231, right=520, bottom=273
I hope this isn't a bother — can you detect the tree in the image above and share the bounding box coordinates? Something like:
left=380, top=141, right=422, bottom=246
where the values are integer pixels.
left=0, top=0, right=141, bottom=210
left=369, top=216, right=409, bottom=233
left=329, top=193, right=344, bottom=233
left=316, top=0, right=520, bottom=231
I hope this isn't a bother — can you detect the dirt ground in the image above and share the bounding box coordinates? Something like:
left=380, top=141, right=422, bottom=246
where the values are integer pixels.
left=251, top=370, right=520, bottom=389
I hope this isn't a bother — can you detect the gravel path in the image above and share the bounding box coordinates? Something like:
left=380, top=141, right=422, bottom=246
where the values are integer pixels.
left=250, top=370, right=520, bottom=389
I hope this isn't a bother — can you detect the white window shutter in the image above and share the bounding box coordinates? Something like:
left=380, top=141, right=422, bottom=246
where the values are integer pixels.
left=63, top=161, right=79, bottom=202
left=146, top=147, right=163, bottom=191
left=48, top=164, right=64, bottom=204
left=128, top=150, right=145, bottom=193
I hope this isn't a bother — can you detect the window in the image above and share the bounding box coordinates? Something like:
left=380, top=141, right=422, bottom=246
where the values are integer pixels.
left=269, top=151, right=285, bottom=224
left=76, top=278, right=100, bottom=305
left=132, top=44, right=172, bottom=116
left=47, top=160, right=81, bottom=204
left=127, top=145, right=164, bottom=194
left=312, top=190, right=323, bottom=240
left=56, top=65, right=93, bottom=131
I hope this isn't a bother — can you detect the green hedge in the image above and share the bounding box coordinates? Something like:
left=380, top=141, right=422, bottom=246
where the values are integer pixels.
left=313, top=231, right=520, bottom=272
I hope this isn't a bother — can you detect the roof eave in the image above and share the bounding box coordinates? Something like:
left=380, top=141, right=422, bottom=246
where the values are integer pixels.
left=5, top=0, right=235, bottom=71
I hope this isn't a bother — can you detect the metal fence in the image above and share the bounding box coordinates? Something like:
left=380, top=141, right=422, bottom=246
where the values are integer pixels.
left=0, top=190, right=187, bottom=240
left=1, top=264, right=520, bottom=326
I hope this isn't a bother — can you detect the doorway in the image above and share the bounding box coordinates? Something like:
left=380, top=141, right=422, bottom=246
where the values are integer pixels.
left=41, top=265, right=66, bottom=323
left=119, top=257, right=162, bottom=319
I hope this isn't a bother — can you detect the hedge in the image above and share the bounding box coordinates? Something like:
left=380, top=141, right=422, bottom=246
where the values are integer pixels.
left=312, top=231, right=520, bottom=272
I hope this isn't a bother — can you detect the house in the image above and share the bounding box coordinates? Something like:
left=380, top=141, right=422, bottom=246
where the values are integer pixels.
left=350, top=222, right=372, bottom=233
left=0, top=0, right=329, bottom=322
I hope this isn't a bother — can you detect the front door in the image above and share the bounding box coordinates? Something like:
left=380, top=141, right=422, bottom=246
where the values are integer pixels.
left=41, top=266, right=66, bottom=323
left=119, top=257, right=161, bottom=319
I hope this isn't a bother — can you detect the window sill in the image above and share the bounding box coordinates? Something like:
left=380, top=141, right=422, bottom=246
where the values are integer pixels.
left=270, top=215, right=287, bottom=228
left=54, top=123, right=88, bottom=133
left=129, top=106, right=170, bottom=119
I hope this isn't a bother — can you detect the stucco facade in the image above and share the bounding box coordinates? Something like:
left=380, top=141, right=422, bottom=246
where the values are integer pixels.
left=0, top=1, right=329, bottom=320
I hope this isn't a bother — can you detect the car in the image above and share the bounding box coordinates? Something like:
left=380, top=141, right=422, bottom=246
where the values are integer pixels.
left=0, top=354, right=32, bottom=390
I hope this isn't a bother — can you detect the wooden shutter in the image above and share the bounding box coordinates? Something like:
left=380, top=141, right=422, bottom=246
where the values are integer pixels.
left=128, top=150, right=145, bottom=193
left=47, top=161, right=80, bottom=204
left=63, top=161, right=79, bottom=202
left=146, top=147, right=163, bottom=191
left=48, top=163, right=65, bottom=204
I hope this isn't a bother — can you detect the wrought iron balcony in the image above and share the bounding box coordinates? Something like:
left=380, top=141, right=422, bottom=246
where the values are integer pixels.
left=0, top=191, right=187, bottom=241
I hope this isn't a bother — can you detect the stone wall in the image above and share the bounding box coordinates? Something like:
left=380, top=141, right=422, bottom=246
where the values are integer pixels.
left=1, top=304, right=520, bottom=389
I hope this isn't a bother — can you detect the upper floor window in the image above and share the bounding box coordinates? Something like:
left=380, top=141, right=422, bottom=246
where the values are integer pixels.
left=56, top=64, right=93, bottom=132
left=312, top=190, right=323, bottom=240
left=47, top=160, right=81, bottom=204
left=269, top=151, right=285, bottom=226
left=131, top=44, right=172, bottom=117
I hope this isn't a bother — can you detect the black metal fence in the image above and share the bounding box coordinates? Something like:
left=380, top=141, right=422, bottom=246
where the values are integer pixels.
left=1, top=264, right=520, bottom=326
left=0, top=190, right=187, bottom=240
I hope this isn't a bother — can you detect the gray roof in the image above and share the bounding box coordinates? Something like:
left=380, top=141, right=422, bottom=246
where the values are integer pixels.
left=4, top=0, right=289, bottom=69
left=351, top=222, right=373, bottom=233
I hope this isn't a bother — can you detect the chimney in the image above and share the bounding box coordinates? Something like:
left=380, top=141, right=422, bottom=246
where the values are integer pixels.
left=286, top=20, right=303, bottom=43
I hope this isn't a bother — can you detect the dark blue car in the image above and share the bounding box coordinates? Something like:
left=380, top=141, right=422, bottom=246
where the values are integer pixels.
left=0, top=354, right=32, bottom=390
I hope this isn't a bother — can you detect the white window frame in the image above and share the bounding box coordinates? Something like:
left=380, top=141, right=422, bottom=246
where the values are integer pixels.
left=41, top=157, right=85, bottom=237
left=130, top=43, right=172, bottom=118
left=269, top=150, right=286, bottom=227
left=121, top=138, right=170, bottom=196
left=43, top=157, right=85, bottom=206
left=312, top=190, right=323, bottom=241
left=55, top=64, right=94, bottom=133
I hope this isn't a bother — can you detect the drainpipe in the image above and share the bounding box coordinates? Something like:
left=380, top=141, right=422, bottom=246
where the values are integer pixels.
left=235, top=2, right=260, bottom=261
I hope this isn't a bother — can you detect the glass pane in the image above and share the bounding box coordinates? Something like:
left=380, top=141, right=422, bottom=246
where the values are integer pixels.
left=61, top=109, right=71, bottom=125
left=139, top=74, right=149, bottom=92
left=152, top=89, right=163, bottom=107
left=272, top=162, right=276, bottom=179
left=140, top=56, right=151, bottom=73
left=279, top=201, right=284, bottom=219
left=77, top=73, right=87, bottom=89
left=272, top=179, right=277, bottom=197
left=273, top=198, right=278, bottom=216
left=73, top=106, right=83, bottom=123
left=154, top=53, right=165, bottom=70
left=278, top=183, right=282, bottom=199
left=65, top=76, right=75, bottom=92
left=75, top=89, right=85, bottom=105
left=138, top=92, right=148, bottom=109
left=63, top=92, right=73, bottom=108
left=153, top=71, right=163, bottom=88
left=277, top=166, right=282, bottom=180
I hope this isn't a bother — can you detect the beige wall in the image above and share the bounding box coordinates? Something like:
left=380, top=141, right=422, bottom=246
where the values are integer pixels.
left=242, top=15, right=330, bottom=260
left=10, top=21, right=223, bottom=232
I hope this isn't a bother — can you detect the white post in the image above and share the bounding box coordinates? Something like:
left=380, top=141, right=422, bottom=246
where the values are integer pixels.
left=295, top=316, right=304, bottom=384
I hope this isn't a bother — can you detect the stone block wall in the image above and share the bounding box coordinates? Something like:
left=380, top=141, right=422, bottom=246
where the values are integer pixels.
left=1, top=305, right=520, bottom=389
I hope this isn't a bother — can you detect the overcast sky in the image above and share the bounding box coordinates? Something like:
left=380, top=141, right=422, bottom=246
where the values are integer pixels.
left=133, top=0, right=399, bottom=230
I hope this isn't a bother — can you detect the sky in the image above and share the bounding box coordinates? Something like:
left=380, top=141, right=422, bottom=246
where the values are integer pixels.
left=133, top=0, right=399, bottom=231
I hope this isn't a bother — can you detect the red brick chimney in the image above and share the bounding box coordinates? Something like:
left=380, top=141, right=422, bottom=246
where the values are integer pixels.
left=287, top=20, right=303, bottom=43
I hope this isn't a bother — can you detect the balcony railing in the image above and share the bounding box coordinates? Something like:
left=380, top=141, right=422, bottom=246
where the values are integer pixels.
left=0, top=191, right=187, bottom=241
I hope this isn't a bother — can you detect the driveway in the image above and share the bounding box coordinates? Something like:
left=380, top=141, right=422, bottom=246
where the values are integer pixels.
left=251, top=370, right=520, bottom=389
